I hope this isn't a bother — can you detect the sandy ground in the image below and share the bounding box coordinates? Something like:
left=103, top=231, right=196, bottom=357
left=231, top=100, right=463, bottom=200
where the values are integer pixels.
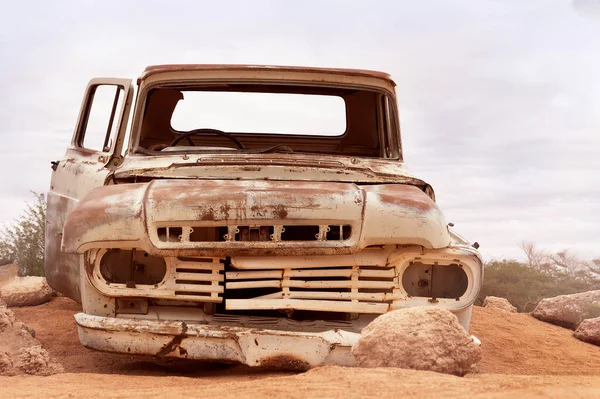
left=1, top=297, right=600, bottom=398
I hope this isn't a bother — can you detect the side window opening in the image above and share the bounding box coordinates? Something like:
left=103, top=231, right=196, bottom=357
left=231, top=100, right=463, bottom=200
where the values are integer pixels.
left=80, top=85, right=124, bottom=152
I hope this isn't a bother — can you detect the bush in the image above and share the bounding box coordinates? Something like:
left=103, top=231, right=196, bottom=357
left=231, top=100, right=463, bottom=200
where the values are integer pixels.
left=0, top=193, right=46, bottom=277
left=478, top=259, right=600, bottom=312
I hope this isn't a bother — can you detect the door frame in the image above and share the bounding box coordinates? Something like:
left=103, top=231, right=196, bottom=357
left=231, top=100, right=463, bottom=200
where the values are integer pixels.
left=45, top=78, right=134, bottom=302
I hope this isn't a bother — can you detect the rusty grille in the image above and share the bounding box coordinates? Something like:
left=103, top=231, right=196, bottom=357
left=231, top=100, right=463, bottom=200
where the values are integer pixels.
left=91, top=255, right=225, bottom=302
left=157, top=224, right=352, bottom=243
left=171, top=257, right=225, bottom=301
left=223, top=265, right=399, bottom=314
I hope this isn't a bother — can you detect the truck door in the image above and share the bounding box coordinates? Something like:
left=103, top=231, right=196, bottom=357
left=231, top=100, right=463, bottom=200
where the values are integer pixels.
left=45, top=78, right=133, bottom=302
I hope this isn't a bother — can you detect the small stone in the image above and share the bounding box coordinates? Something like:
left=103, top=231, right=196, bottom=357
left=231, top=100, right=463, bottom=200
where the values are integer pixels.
left=573, top=317, right=600, bottom=346
left=482, top=296, right=517, bottom=313
left=352, top=307, right=481, bottom=376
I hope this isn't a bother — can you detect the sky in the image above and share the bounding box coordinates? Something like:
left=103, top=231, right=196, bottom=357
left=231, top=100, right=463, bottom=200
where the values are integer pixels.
left=0, top=0, right=599, bottom=261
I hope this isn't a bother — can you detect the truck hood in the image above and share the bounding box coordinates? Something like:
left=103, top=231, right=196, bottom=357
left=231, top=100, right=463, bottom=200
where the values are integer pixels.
left=113, top=154, right=426, bottom=185
left=61, top=179, right=450, bottom=256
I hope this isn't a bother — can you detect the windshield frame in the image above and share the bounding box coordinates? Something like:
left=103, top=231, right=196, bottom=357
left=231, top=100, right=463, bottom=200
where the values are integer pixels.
left=129, top=79, right=403, bottom=161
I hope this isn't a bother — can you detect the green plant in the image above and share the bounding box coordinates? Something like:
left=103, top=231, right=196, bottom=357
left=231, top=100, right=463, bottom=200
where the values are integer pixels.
left=478, top=259, right=600, bottom=312
left=0, top=192, right=46, bottom=277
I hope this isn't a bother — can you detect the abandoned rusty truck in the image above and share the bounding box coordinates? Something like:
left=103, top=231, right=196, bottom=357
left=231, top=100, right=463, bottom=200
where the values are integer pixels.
left=45, top=65, right=482, bottom=368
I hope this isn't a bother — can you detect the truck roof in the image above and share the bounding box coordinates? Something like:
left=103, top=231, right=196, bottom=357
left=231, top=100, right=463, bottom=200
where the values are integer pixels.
left=139, top=64, right=395, bottom=86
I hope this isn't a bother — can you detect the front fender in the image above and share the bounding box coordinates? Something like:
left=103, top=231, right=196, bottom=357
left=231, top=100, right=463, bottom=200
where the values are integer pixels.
left=61, top=183, right=148, bottom=253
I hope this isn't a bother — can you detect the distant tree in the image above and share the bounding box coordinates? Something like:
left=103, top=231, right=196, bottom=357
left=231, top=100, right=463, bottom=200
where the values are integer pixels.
left=0, top=193, right=46, bottom=276
left=518, top=241, right=599, bottom=284
left=479, top=258, right=600, bottom=312
left=519, top=241, right=550, bottom=271
left=586, top=258, right=600, bottom=276
left=548, top=249, right=584, bottom=277
left=480, top=260, right=554, bottom=311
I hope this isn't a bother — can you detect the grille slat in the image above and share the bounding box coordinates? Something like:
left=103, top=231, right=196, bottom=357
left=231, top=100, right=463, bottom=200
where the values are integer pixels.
left=171, top=258, right=225, bottom=301
left=175, top=272, right=224, bottom=282
left=223, top=265, right=399, bottom=314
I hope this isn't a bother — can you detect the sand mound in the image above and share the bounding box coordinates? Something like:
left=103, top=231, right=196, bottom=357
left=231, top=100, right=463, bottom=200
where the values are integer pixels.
left=470, top=306, right=600, bottom=375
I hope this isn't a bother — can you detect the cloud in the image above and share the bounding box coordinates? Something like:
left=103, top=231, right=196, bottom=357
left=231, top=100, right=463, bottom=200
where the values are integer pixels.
left=0, top=0, right=599, bottom=260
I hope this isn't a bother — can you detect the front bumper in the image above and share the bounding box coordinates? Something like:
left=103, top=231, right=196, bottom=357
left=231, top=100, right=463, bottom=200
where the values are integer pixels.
left=74, top=313, right=358, bottom=369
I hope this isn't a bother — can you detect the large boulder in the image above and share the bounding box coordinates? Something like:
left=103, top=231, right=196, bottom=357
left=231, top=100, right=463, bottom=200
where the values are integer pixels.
left=573, top=317, right=600, bottom=346
left=482, top=296, right=517, bottom=313
left=0, top=276, right=53, bottom=307
left=351, top=307, right=481, bottom=376
left=0, top=303, right=63, bottom=375
left=532, top=290, right=600, bottom=330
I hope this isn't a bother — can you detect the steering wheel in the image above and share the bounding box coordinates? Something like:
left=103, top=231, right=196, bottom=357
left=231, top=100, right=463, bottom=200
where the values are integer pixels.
left=170, top=128, right=245, bottom=149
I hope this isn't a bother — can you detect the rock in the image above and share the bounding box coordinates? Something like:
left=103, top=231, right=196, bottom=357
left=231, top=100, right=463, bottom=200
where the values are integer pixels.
left=17, top=346, right=64, bottom=376
left=532, top=290, right=600, bottom=330
left=482, top=296, right=517, bottom=313
left=573, top=317, right=600, bottom=346
left=352, top=307, right=481, bottom=376
left=0, top=351, right=14, bottom=375
left=18, top=322, right=36, bottom=338
left=0, top=305, right=15, bottom=332
left=0, top=276, right=53, bottom=307
left=0, top=303, right=63, bottom=376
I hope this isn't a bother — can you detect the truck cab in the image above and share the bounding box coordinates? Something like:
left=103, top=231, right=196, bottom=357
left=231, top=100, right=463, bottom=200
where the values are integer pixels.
left=45, top=64, right=482, bottom=368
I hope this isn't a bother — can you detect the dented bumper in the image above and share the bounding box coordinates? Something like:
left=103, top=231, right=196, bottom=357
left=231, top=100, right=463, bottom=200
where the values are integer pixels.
left=74, top=313, right=357, bottom=369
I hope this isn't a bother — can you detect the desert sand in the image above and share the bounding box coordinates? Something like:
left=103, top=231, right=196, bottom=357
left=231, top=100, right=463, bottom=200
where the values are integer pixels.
left=1, top=297, right=599, bottom=398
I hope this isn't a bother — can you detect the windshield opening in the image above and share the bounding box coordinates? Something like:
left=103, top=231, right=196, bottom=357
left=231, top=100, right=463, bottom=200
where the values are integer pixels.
left=137, top=84, right=397, bottom=158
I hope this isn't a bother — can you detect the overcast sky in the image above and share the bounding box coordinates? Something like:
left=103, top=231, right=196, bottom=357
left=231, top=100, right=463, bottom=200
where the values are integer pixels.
left=1, top=0, right=599, bottom=261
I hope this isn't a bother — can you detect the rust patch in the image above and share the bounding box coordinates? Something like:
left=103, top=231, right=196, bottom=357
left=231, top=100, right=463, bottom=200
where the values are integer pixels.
left=156, top=323, right=189, bottom=357
left=200, top=208, right=216, bottom=221
left=219, top=204, right=231, bottom=219
left=272, top=204, right=288, bottom=219
left=259, top=354, right=311, bottom=371
left=240, top=166, right=262, bottom=172
left=156, top=335, right=184, bottom=357
left=61, top=183, right=148, bottom=253
left=367, top=185, right=435, bottom=212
